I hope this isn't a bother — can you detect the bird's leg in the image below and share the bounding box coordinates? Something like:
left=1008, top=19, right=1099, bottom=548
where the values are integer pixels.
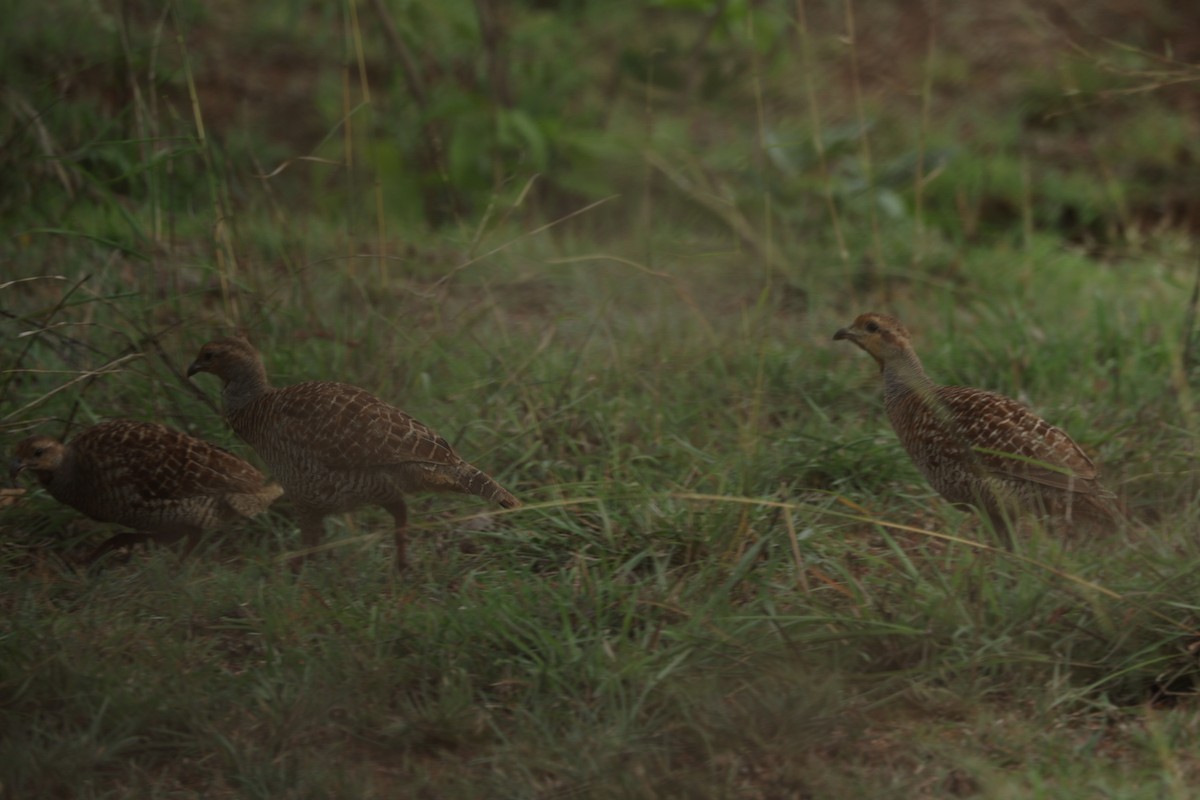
left=177, top=528, right=204, bottom=561
left=984, top=509, right=1015, bottom=550
left=88, top=526, right=210, bottom=566
left=291, top=511, right=327, bottom=572
left=145, top=529, right=190, bottom=554
left=85, top=531, right=148, bottom=565
left=385, top=500, right=409, bottom=572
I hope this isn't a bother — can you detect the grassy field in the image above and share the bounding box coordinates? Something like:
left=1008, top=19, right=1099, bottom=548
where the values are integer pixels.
left=5, top=0, right=1200, bottom=796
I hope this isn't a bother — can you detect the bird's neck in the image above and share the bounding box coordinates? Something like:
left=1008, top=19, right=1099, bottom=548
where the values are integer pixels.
left=221, top=362, right=272, bottom=416
left=38, top=448, right=75, bottom=495
left=881, top=349, right=937, bottom=406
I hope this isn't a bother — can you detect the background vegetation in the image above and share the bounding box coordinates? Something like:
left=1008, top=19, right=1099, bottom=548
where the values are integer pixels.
left=4, top=0, right=1200, bottom=796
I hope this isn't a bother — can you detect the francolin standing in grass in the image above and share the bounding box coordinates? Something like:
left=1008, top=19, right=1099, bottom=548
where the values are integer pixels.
left=186, top=336, right=520, bottom=571
left=10, top=419, right=283, bottom=563
left=833, top=312, right=1121, bottom=540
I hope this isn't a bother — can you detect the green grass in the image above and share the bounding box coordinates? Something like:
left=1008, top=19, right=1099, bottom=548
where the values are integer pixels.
left=5, top=0, right=1200, bottom=797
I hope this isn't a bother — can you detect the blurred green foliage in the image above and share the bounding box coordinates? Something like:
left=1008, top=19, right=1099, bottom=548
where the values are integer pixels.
left=5, top=0, right=1200, bottom=251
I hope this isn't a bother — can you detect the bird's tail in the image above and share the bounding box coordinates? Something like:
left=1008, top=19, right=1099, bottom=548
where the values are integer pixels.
left=1068, top=486, right=1126, bottom=533
left=226, top=482, right=285, bottom=518
left=458, top=465, right=520, bottom=509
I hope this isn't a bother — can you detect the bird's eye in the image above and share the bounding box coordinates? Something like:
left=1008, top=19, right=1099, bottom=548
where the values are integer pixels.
left=865, top=321, right=879, bottom=333
left=33, top=448, right=44, bottom=457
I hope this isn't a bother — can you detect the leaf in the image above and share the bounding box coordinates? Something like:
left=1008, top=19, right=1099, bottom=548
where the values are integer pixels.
left=498, top=109, right=549, bottom=171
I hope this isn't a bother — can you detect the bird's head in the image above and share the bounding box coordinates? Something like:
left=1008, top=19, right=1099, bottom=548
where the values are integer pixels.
left=187, top=337, right=260, bottom=384
left=833, top=312, right=914, bottom=370
left=11, top=435, right=65, bottom=483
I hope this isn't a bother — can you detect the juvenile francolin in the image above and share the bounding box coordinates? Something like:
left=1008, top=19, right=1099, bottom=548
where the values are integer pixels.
left=834, top=312, right=1121, bottom=539
left=187, top=336, right=520, bottom=570
left=10, top=419, right=282, bottom=563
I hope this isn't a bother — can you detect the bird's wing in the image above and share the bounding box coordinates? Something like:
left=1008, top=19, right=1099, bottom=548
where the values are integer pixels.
left=78, top=420, right=272, bottom=501
left=936, top=386, right=1102, bottom=493
left=257, top=381, right=461, bottom=471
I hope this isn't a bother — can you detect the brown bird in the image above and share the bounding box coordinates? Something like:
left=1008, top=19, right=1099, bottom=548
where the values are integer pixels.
left=10, top=419, right=283, bottom=563
left=833, top=312, right=1121, bottom=539
left=186, top=336, right=520, bottom=570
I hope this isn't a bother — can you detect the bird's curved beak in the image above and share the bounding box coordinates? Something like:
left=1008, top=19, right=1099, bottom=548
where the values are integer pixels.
left=833, top=327, right=856, bottom=342
left=185, top=360, right=203, bottom=378
left=9, top=458, right=26, bottom=485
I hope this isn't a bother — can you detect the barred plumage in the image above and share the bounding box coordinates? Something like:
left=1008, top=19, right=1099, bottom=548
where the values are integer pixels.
left=834, top=312, right=1121, bottom=539
left=187, top=336, right=520, bottom=570
left=9, top=419, right=282, bottom=562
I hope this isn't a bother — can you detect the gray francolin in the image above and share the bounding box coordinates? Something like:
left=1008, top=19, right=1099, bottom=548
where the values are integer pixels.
left=186, top=336, right=520, bottom=570
left=10, top=419, right=283, bottom=563
left=834, top=312, right=1121, bottom=539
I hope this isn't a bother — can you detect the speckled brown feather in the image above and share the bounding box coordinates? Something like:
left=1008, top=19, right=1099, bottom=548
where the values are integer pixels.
left=243, top=380, right=462, bottom=472
left=187, top=336, right=520, bottom=569
left=227, top=379, right=519, bottom=506
left=10, top=419, right=282, bottom=562
left=834, top=312, right=1121, bottom=536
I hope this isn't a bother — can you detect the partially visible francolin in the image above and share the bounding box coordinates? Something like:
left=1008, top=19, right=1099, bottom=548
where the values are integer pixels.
left=833, top=312, right=1121, bottom=540
left=186, top=336, right=520, bottom=570
left=10, top=419, right=283, bottom=563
